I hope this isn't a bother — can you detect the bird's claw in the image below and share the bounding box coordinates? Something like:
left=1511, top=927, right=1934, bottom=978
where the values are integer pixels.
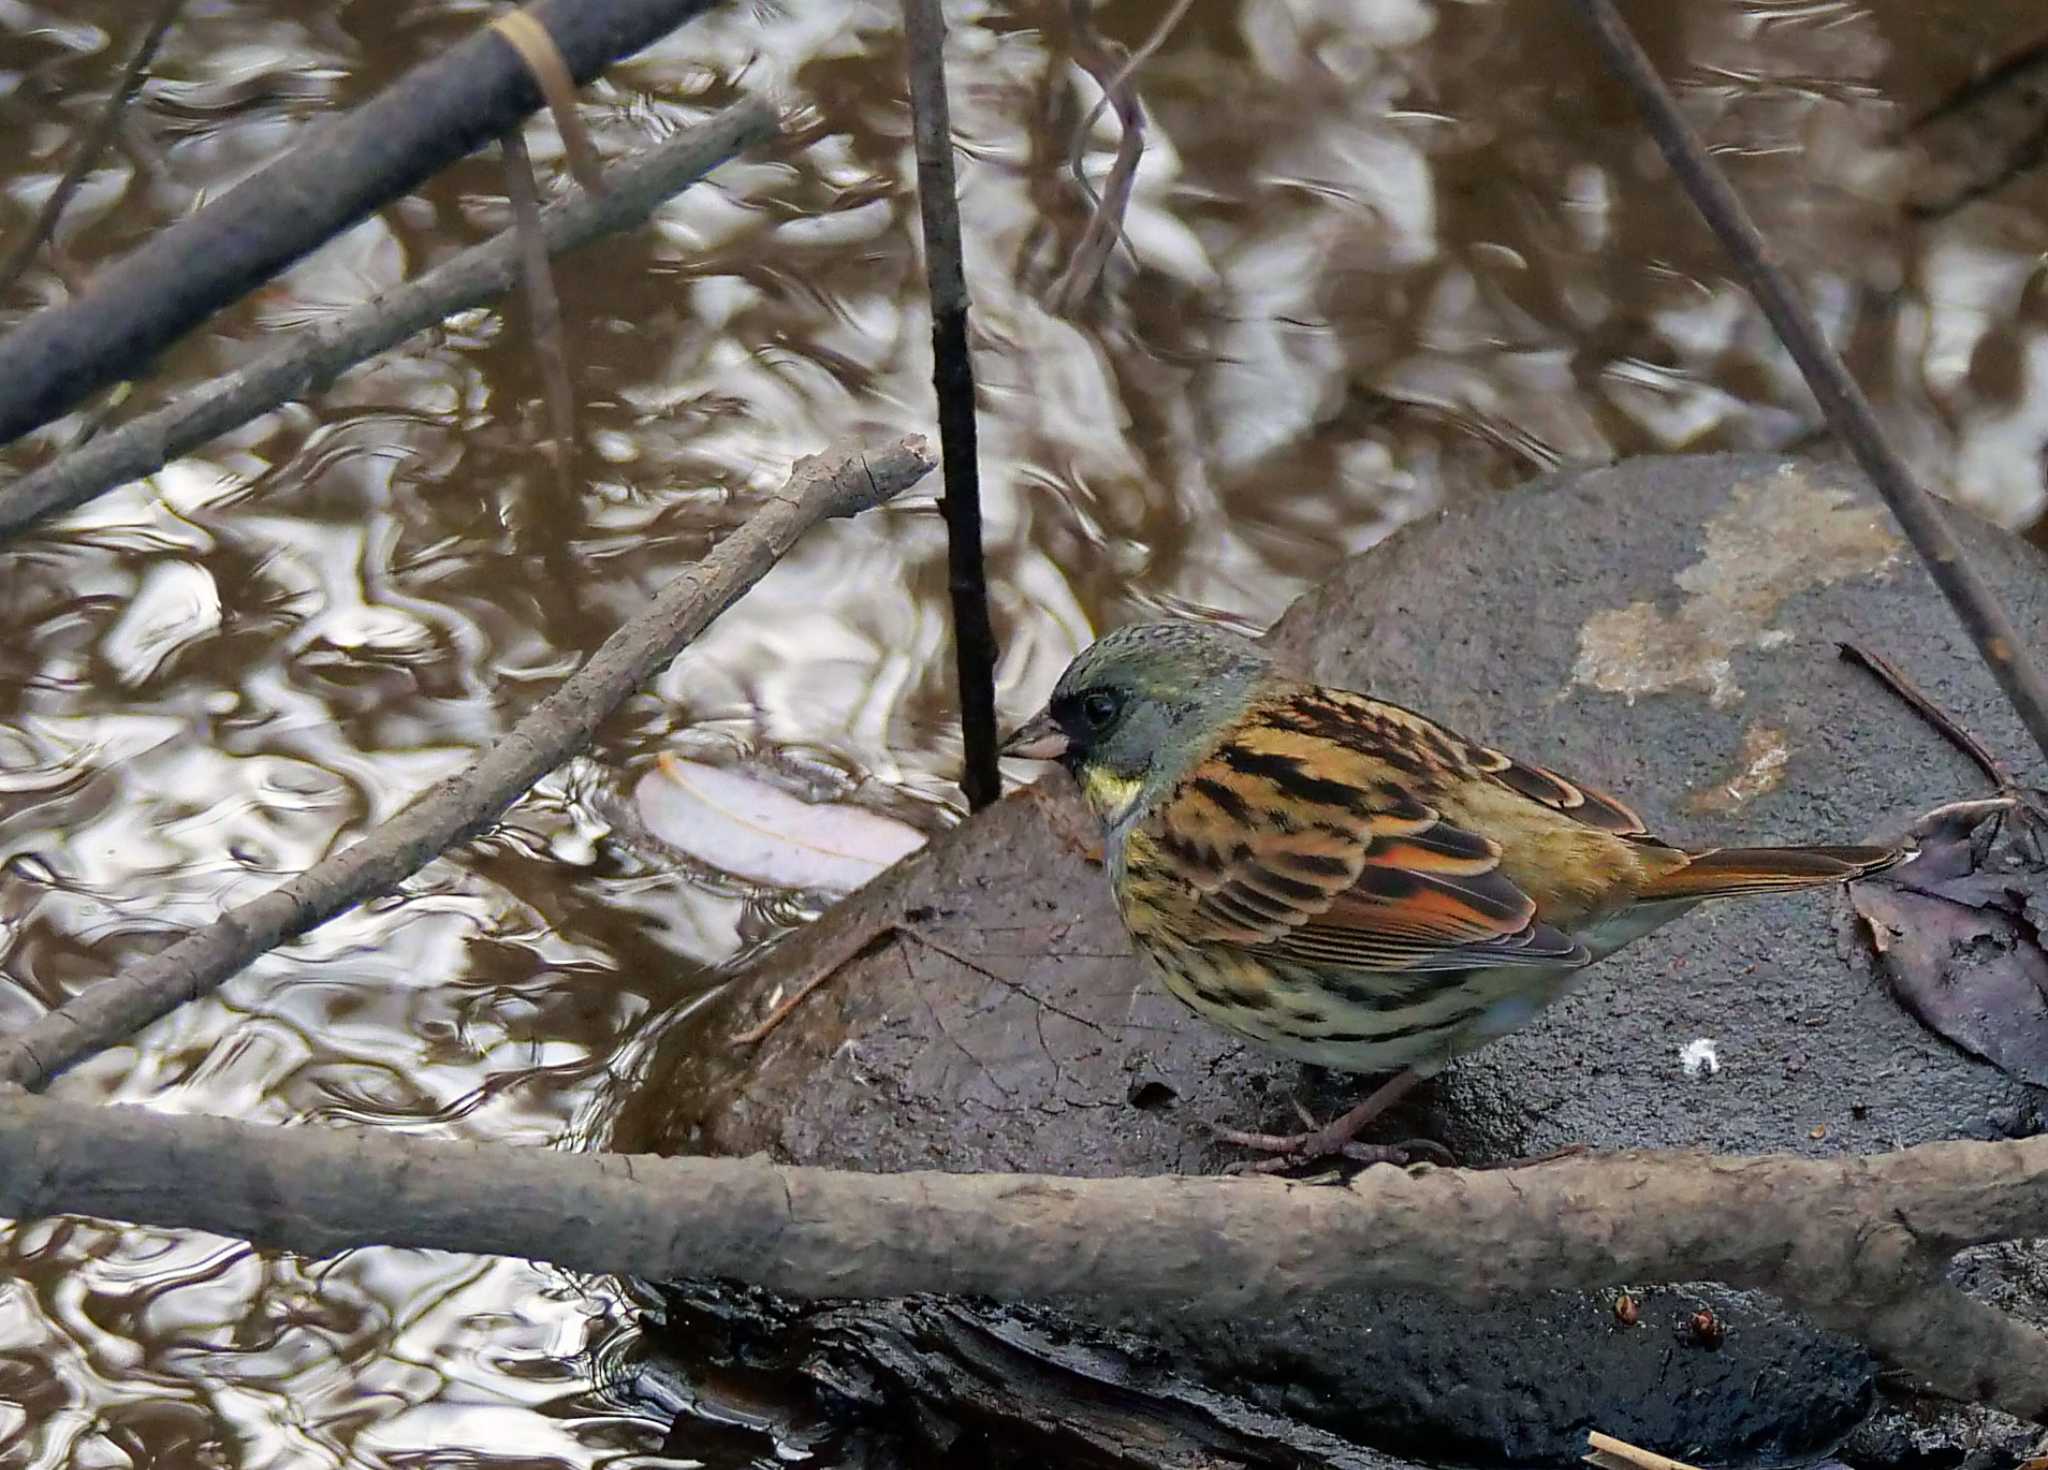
left=1206, top=1117, right=1450, bottom=1174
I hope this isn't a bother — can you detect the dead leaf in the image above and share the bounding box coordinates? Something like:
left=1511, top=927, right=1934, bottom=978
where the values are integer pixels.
left=634, top=753, right=927, bottom=893
left=1851, top=796, right=2048, bottom=1087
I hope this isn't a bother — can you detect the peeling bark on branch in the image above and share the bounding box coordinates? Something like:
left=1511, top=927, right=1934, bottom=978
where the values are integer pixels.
left=1, top=1090, right=2044, bottom=1420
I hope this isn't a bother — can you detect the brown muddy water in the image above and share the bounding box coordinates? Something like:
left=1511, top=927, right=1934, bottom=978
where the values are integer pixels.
left=2, top=1, right=2047, bottom=1464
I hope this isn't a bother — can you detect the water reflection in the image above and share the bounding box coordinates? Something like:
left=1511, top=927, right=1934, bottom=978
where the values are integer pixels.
left=3, top=0, right=2048, bottom=1463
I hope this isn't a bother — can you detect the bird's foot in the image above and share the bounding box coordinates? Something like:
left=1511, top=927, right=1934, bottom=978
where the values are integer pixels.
left=1208, top=1088, right=1453, bottom=1174
left=1211, top=1121, right=1452, bottom=1174
left=1208, top=1089, right=1586, bottom=1174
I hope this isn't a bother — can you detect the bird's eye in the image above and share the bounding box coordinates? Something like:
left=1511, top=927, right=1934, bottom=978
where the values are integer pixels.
left=1080, top=690, right=1122, bottom=730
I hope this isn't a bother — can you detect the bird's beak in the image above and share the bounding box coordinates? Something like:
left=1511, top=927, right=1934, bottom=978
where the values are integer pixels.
left=1000, top=709, right=1069, bottom=761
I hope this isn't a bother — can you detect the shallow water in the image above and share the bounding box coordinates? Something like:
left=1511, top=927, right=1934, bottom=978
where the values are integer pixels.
left=2, top=0, right=2046, bottom=1463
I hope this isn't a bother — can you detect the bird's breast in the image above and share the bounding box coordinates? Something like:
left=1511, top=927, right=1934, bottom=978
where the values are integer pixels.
left=1131, top=934, right=1569, bottom=1075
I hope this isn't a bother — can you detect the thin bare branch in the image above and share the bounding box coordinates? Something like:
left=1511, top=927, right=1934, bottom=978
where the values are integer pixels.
left=501, top=126, right=582, bottom=501
left=1047, top=0, right=1194, bottom=313
left=1839, top=642, right=2014, bottom=790
left=901, top=0, right=1002, bottom=810
left=730, top=919, right=908, bottom=1045
left=0, top=435, right=936, bottom=1092
left=489, top=8, right=608, bottom=197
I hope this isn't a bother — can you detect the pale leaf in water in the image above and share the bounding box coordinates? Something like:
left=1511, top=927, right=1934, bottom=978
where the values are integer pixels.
left=633, top=753, right=926, bottom=892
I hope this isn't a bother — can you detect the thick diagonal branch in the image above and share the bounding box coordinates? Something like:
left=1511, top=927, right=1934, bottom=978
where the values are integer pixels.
left=0, top=1092, right=2044, bottom=1419
left=0, top=435, right=936, bottom=1092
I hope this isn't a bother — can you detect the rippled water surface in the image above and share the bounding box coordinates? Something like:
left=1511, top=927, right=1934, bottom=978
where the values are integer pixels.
left=3, top=0, right=2048, bottom=1463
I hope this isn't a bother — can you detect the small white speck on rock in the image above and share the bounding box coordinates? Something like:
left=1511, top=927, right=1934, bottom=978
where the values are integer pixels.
left=1679, top=1038, right=1721, bottom=1079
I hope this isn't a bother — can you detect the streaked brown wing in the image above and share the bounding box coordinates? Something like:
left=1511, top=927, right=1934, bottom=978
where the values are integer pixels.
left=1468, top=745, right=1649, bottom=836
left=1255, top=682, right=1649, bottom=838
left=1138, top=692, right=1589, bottom=974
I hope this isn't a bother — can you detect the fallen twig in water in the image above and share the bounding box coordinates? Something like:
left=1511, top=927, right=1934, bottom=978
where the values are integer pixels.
left=1047, top=0, right=1194, bottom=313
left=489, top=8, right=608, bottom=198
left=0, top=0, right=185, bottom=299
left=0, top=0, right=720, bottom=445
left=0, top=435, right=936, bottom=1092
left=500, top=125, right=582, bottom=506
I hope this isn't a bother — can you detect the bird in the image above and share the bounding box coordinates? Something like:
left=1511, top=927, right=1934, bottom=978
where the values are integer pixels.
left=999, top=620, right=1903, bottom=1172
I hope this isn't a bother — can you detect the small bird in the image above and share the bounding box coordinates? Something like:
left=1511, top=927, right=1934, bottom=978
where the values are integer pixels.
left=1000, top=621, right=1902, bottom=1171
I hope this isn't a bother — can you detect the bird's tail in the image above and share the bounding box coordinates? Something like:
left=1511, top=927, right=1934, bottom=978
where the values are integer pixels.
left=1635, top=843, right=1902, bottom=902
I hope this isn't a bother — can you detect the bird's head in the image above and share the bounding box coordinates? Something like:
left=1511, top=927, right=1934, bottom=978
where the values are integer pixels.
left=1001, top=621, right=1272, bottom=828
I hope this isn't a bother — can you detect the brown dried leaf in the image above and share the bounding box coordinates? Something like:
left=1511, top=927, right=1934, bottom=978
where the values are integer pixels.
left=1852, top=798, right=2048, bottom=1086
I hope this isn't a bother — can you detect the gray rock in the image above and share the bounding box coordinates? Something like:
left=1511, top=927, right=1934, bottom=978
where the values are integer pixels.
left=615, top=453, right=2048, bottom=1468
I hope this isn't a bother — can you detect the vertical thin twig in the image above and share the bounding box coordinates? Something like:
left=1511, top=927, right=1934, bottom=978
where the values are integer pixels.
left=902, top=0, right=1001, bottom=810
left=0, top=0, right=185, bottom=299
left=1569, top=0, right=2048, bottom=769
left=501, top=127, right=581, bottom=503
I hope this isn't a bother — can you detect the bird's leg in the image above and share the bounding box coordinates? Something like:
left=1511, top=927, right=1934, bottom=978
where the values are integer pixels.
left=1210, top=1067, right=1431, bottom=1172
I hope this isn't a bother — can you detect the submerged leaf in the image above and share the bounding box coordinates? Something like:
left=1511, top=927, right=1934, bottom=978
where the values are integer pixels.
left=633, top=754, right=927, bottom=893
left=1851, top=798, right=2048, bottom=1087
